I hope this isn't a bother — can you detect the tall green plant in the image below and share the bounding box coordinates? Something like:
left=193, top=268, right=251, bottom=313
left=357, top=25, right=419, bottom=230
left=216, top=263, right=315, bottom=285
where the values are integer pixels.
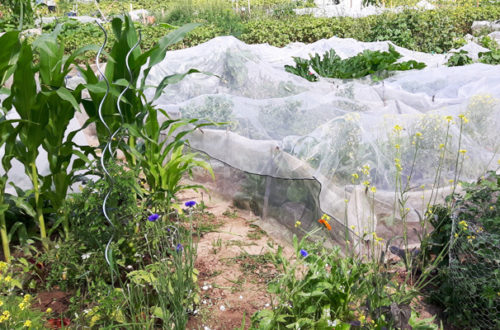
left=79, top=16, right=201, bottom=147
left=79, top=16, right=216, bottom=205
left=125, top=107, right=215, bottom=210
left=0, top=31, right=22, bottom=261
left=3, top=0, right=34, bottom=30
left=2, top=27, right=94, bottom=249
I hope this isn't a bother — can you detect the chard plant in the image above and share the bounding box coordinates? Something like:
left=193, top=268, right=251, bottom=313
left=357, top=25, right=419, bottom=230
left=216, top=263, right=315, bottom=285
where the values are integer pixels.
left=285, top=45, right=426, bottom=81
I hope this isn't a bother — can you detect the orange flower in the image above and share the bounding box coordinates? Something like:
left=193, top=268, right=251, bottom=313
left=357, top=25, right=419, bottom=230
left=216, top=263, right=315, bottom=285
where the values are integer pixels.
left=318, top=219, right=332, bottom=231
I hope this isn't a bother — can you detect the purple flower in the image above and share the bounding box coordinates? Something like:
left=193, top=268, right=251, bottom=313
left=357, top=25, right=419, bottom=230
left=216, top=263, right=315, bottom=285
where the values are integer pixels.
left=185, top=200, right=196, bottom=208
left=148, top=213, right=159, bottom=222
left=300, top=249, right=308, bottom=258
left=176, top=243, right=183, bottom=252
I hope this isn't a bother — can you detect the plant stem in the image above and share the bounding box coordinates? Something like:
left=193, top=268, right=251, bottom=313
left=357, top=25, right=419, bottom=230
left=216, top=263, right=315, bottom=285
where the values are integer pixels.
left=0, top=190, right=10, bottom=262
left=31, top=162, right=48, bottom=250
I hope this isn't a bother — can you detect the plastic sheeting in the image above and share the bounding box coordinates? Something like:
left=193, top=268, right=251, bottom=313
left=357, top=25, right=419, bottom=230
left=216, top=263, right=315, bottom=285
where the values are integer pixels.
left=146, top=36, right=500, bottom=245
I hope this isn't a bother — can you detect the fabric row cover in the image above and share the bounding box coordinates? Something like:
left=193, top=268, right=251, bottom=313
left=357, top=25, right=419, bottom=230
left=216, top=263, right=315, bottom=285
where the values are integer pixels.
left=148, top=36, right=500, bottom=247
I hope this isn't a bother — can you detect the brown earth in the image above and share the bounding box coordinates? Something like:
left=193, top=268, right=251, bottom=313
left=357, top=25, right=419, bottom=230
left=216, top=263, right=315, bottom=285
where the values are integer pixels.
left=178, top=190, right=294, bottom=330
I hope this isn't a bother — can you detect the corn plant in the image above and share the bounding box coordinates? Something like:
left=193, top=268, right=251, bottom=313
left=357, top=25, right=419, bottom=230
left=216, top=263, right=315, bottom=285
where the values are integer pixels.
left=0, top=31, right=22, bottom=261
left=125, top=107, right=215, bottom=211
left=2, top=27, right=95, bottom=249
left=79, top=16, right=216, bottom=206
left=79, top=16, right=201, bottom=149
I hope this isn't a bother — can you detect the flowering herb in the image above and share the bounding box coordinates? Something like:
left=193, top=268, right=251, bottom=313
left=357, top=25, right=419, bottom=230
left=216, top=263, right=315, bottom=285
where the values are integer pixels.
left=148, top=213, right=160, bottom=222
left=176, top=243, right=183, bottom=252
left=318, top=219, right=332, bottom=231
left=185, top=200, right=196, bottom=208
left=300, top=249, right=308, bottom=257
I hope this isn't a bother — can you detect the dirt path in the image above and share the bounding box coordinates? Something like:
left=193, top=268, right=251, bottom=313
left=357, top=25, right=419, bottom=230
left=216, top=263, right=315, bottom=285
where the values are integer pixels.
left=179, top=190, right=293, bottom=330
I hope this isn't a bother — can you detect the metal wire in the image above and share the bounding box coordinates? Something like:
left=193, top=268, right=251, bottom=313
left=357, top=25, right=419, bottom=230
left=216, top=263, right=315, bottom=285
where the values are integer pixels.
left=96, top=21, right=144, bottom=274
left=95, top=21, right=115, bottom=271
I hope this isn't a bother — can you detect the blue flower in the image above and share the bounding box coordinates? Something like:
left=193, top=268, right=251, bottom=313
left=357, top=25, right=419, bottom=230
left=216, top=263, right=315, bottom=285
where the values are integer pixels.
left=176, top=243, right=183, bottom=252
left=185, top=200, right=196, bottom=208
left=300, top=249, right=308, bottom=258
left=148, top=213, right=159, bottom=222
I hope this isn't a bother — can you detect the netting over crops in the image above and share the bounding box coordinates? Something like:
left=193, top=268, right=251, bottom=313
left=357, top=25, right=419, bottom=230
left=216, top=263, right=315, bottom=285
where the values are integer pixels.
left=146, top=36, right=500, bottom=245
left=449, top=206, right=500, bottom=328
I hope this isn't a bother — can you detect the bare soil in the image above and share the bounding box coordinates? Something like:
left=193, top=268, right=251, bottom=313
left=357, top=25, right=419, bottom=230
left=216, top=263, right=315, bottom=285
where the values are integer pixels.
left=179, top=190, right=293, bottom=330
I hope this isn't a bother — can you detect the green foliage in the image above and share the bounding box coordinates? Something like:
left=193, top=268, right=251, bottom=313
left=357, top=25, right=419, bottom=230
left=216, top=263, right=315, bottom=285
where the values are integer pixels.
left=125, top=109, right=216, bottom=210
left=421, top=171, right=500, bottom=328
left=445, top=50, right=473, bottom=67
left=0, top=0, right=34, bottom=31
left=479, top=35, right=499, bottom=51
left=1, top=27, right=95, bottom=250
left=251, top=230, right=413, bottom=329
left=286, top=45, right=426, bottom=81
left=40, top=162, right=141, bottom=290
left=241, top=6, right=500, bottom=53
left=76, top=16, right=216, bottom=210
left=284, top=57, right=318, bottom=82
left=479, top=49, right=500, bottom=64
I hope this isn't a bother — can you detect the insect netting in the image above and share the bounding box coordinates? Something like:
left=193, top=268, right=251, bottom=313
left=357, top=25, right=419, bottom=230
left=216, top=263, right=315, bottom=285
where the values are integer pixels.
left=146, top=36, right=500, bottom=247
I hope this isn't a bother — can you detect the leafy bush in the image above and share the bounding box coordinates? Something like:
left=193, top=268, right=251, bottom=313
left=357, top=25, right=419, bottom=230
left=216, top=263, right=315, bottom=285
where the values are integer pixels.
left=446, top=50, right=473, bottom=66
left=251, top=228, right=418, bottom=329
left=285, top=45, right=426, bottom=80
left=421, top=171, right=500, bottom=328
left=479, top=49, right=500, bottom=64
left=241, top=6, right=500, bottom=53
left=34, top=5, right=500, bottom=58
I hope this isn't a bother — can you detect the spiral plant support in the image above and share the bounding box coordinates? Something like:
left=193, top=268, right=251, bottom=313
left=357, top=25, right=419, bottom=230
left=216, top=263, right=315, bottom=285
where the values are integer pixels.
left=95, top=21, right=141, bottom=279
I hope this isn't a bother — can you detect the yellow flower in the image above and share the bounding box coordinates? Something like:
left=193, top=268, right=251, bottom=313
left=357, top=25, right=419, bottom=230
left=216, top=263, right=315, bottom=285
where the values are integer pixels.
left=459, top=149, right=467, bottom=154
left=23, top=294, right=32, bottom=302
left=322, top=214, right=331, bottom=221
left=295, top=221, right=301, bottom=228
left=0, top=300, right=3, bottom=307
left=46, top=308, right=53, bottom=313
left=498, top=159, right=500, bottom=165
left=4, top=276, right=11, bottom=283
left=395, top=144, right=400, bottom=149
left=0, top=311, right=10, bottom=323
left=362, top=164, right=370, bottom=175
left=415, top=132, right=422, bottom=138
left=458, top=114, right=469, bottom=123
left=490, top=206, right=494, bottom=211
left=370, top=186, right=377, bottom=193
left=439, top=143, right=445, bottom=149
left=448, top=179, right=454, bottom=184
left=0, top=261, right=7, bottom=272
left=454, top=233, right=459, bottom=238
left=362, top=180, right=370, bottom=187
left=393, top=125, right=403, bottom=132
left=351, top=173, right=359, bottom=179
left=19, top=302, right=27, bottom=310
left=359, top=314, right=366, bottom=323
left=373, top=232, right=383, bottom=242
left=344, top=199, right=348, bottom=203
left=23, top=320, right=32, bottom=328
left=350, top=225, right=356, bottom=230
left=458, top=220, right=468, bottom=230
left=445, top=115, right=453, bottom=123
